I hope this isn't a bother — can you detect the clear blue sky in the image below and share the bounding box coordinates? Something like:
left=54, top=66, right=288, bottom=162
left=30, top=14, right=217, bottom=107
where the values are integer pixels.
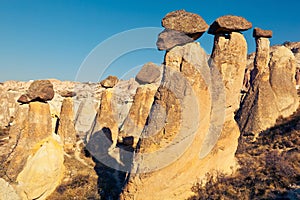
left=1, top=0, right=299, bottom=82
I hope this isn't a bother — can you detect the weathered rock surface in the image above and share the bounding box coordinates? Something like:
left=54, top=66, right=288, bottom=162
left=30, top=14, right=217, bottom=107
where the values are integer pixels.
left=253, top=37, right=271, bottom=79
left=208, top=15, right=252, bottom=34
left=156, top=29, right=194, bottom=50
left=135, top=62, right=161, bottom=84
left=253, top=27, right=273, bottom=38
left=121, top=42, right=239, bottom=200
left=162, top=10, right=208, bottom=37
left=210, top=31, right=248, bottom=116
left=0, top=178, right=21, bottom=200
left=269, top=46, right=299, bottom=117
left=119, top=84, right=158, bottom=147
left=18, top=80, right=54, bottom=103
left=58, top=98, right=77, bottom=151
left=100, top=76, right=119, bottom=88
left=16, top=136, right=64, bottom=200
left=237, top=44, right=299, bottom=136
left=6, top=102, right=52, bottom=181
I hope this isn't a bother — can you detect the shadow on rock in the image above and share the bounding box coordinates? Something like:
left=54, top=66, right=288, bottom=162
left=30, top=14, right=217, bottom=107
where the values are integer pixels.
left=86, top=127, right=134, bottom=200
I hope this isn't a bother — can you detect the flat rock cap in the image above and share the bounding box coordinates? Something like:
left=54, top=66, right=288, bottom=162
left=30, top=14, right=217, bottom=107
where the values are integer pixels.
left=162, top=10, right=209, bottom=34
left=253, top=27, right=273, bottom=38
left=208, top=15, right=252, bottom=35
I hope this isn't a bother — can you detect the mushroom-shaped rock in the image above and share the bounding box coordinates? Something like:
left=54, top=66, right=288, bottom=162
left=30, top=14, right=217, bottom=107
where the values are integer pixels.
left=253, top=27, right=273, bottom=38
left=100, top=75, right=119, bottom=88
left=156, top=29, right=195, bottom=51
left=208, top=15, right=252, bottom=35
left=162, top=10, right=208, bottom=39
left=135, top=62, right=161, bottom=84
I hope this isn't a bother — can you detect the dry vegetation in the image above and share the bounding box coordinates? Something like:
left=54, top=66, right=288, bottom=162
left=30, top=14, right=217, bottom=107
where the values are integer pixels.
left=189, top=104, right=300, bottom=199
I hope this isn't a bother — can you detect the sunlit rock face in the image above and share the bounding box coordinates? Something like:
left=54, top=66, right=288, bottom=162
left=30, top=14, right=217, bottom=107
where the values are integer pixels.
left=121, top=42, right=240, bottom=200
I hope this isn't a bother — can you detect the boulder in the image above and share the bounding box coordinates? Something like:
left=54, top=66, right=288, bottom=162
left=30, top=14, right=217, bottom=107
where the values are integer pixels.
left=17, top=80, right=54, bottom=103
left=58, top=90, right=76, bottom=97
left=253, top=27, right=273, bottom=38
left=162, top=10, right=208, bottom=38
left=16, top=137, right=64, bottom=200
left=135, top=62, right=161, bottom=84
left=208, top=15, right=252, bottom=35
left=100, top=76, right=119, bottom=88
left=156, top=29, right=194, bottom=50
left=27, top=80, right=54, bottom=102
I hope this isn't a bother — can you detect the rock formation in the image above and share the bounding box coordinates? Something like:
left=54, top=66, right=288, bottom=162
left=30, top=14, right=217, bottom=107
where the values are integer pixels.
left=121, top=40, right=241, bottom=199
left=210, top=31, right=248, bottom=115
left=58, top=98, right=77, bottom=151
left=16, top=137, right=64, bottom=200
left=119, top=84, right=158, bottom=147
left=0, top=10, right=299, bottom=200
left=236, top=28, right=299, bottom=137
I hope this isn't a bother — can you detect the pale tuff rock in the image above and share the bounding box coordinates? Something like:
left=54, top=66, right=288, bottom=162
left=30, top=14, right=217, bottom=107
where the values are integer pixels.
left=86, top=89, right=119, bottom=149
left=208, top=15, right=252, bottom=34
left=210, top=32, right=248, bottom=117
left=253, top=37, right=271, bottom=80
left=237, top=43, right=299, bottom=136
left=162, top=10, right=209, bottom=36
left=121, top=42, right=239, bottom=200
left=0, top=178, right=21, bottom=200
left=58, top=98, right=77, bottom=151
left=269, top=46, right=299, bottom=117
left=6, top=102, right=52, bottom=181
left=119, top=84, right=158, bottom=147
left=74, top=98, right=99, bottom=136
left=135, top=62, right=161, bottom=84
left=16, top=137, right=64, bottom=200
